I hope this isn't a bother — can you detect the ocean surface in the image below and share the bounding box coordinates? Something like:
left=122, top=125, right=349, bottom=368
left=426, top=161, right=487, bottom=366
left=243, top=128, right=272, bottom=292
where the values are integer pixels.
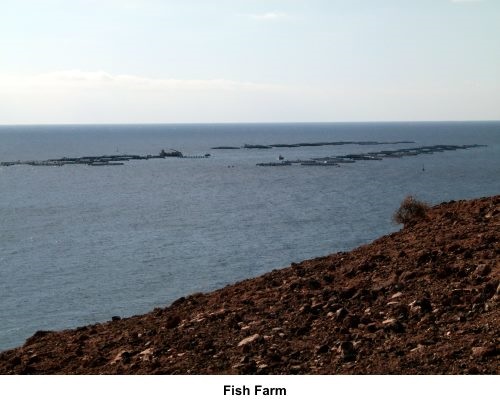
left=1, top=122, right=499, bottom=350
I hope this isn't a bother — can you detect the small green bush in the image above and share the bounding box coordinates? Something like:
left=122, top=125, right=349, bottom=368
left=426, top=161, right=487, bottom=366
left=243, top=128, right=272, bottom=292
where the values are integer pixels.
left=393, top=196, right=430, bottom=227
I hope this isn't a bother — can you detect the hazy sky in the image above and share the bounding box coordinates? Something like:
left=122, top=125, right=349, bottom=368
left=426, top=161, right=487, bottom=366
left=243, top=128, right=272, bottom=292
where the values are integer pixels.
left=1, top=0, right=499, bottom=124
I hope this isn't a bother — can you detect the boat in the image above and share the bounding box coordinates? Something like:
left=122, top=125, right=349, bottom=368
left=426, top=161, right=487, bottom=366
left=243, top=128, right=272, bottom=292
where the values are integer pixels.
left=159, top=149, right=183, bottom=157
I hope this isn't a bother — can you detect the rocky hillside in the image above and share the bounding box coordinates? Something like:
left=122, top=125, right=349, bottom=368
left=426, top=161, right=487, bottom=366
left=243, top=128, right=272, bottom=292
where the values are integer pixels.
left=0, top=195, right=498, bottom=374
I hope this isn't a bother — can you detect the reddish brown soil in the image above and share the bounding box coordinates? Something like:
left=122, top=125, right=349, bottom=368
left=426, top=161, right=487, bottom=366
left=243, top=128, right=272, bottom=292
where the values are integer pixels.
left=0, top=196, right=498, bottom=374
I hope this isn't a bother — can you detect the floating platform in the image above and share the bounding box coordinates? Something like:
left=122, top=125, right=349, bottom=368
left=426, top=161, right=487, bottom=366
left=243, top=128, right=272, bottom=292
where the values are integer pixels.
left=244, top=144, right=272, bottom=149
left=256, top=162, right=292, bottom=167
left=300, top=161, right=339, bottom=166
left=0, top=149, right=211, bottom=167
left=256, top=144, right=486, bottom=168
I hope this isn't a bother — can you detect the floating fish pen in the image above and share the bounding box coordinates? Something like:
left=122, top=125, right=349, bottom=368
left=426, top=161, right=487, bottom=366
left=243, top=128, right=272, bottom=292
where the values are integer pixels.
left=268, top=143, right=301, bottom=148
left=340, top=154, right=383, bottom=161
left=1, top=144, right=486, bottom=169
left=300, top=161, right=338, bottom=166
left=89, top=161, right=124, bottom=166
left=0, top=149, right=209, bottom=167
left=256, top=162, right=292, bottom=166
left=312, top=157, right=356, bottom=163
left=244, top=144, right=272, bottom=149
left=28, top=161, right=65, bottom=166
left=267, top=141, right=415, bottom=148
left=255, top=144, right=486, bottom=168
left=179, top=154, right=211, bottom=159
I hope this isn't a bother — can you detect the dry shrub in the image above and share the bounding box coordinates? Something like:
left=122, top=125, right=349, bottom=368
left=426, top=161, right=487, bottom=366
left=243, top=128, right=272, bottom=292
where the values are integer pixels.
left=393, top=196, right=430, bottom=227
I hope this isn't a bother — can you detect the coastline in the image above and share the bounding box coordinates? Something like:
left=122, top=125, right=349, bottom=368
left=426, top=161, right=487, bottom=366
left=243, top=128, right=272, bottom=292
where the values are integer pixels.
left=0, top=195, right=498, bottom=374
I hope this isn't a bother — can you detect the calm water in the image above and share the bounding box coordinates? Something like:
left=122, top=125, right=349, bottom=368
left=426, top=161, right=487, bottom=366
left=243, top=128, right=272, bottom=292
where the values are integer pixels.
left=1, top=122, right=499, bottom=350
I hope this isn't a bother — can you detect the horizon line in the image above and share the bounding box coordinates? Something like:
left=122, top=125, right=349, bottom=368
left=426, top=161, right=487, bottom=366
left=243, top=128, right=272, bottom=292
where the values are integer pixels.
left=1, top=119, right=499, bottom=127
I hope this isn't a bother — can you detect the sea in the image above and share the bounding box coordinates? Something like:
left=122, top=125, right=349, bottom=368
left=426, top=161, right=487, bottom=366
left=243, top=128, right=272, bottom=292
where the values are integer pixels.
left=0, top=121, right=499, bottom=351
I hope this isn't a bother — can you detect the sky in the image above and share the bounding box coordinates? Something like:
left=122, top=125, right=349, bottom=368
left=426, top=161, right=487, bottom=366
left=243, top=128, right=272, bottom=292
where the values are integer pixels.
left=0, top=0, right=499, bottom=124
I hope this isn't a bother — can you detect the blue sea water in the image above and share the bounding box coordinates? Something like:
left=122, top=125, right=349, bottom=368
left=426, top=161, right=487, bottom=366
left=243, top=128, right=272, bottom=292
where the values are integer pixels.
left=0, top=121, right=499, bottom=350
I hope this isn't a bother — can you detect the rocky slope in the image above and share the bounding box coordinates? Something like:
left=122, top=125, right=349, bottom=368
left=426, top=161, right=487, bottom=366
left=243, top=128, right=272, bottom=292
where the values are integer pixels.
left=0, top=196, right=498, bottom=374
